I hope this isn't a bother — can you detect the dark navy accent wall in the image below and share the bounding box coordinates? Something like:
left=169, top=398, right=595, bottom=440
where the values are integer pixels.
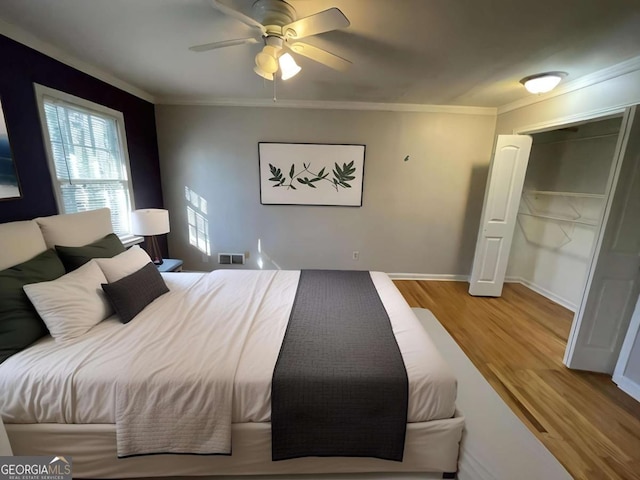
left=0, top=34, right=163, bottom=224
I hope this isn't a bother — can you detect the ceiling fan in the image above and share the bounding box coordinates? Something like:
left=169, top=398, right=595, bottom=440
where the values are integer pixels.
left=189, top=0, right=352, bottom=81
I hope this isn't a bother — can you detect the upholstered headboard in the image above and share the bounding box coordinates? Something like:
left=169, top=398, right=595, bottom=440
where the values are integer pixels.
left=0, top=221, right=47, bottom=270
left=0, top=209, right=113, bottom=270
left=35, top=208, right=113, bottom=248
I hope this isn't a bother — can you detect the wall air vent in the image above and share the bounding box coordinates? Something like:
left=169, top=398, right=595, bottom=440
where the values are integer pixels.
left=218, top=253, right=245, bottom=265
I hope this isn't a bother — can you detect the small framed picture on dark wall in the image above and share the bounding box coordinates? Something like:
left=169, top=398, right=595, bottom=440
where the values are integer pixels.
left=0, top=97, right=22, bottom=200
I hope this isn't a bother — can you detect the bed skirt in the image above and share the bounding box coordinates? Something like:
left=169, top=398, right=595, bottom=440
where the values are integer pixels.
left=6, top=414, right=464, bottom=478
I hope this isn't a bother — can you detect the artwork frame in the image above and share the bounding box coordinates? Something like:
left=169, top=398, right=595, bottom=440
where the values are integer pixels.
left=0, top=97, right=22, bottom=201
left=259, top=143, right=366, bottom=206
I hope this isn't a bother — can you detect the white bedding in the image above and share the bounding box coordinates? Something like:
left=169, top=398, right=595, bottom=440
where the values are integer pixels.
left=0, top=270, right=457, bottom=452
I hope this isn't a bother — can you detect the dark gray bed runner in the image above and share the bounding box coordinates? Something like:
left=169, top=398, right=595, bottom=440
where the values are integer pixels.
left=271, top=270, right=408, bottom=462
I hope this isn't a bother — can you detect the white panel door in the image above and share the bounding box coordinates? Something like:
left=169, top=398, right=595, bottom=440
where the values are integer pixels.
left=565, top=106, right=640, bottom=373
left=613, top=294, right=640, bottom=401
left=469, top=135, right=533, bottom=297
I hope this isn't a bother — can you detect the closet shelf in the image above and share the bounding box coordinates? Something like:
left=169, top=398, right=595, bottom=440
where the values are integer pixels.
left=517, top=211, right=599, bottom=227
left=533, top=132, right=618, bottom=146
left=518, top=190, right=604, bottom=247
left=524, top=190, right=605, bottom=199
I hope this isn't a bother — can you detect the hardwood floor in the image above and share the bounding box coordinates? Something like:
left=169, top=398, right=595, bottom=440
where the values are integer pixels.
left=394, top=280, right=640, bottom=480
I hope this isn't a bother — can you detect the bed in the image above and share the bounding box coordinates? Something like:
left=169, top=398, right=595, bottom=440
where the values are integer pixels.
left=0, top=209, right=464, bottom=478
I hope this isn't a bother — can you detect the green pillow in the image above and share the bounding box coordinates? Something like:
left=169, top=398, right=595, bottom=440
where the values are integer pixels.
left=55, top=233, right=125, bottom=272
left=0, top=249, right=66, bottom=364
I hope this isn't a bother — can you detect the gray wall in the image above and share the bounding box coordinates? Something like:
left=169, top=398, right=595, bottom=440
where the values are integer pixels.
left=155, top=105, right=496, bottom=274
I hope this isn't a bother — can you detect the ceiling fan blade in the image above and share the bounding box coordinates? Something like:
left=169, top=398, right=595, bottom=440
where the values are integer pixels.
left=283, top=8, right=350, bottom=40
left=289, top=42, right=351, bottom=71
left=210, top=0, right=267, bottom=35
left=189, top=37, right=259, bottom=52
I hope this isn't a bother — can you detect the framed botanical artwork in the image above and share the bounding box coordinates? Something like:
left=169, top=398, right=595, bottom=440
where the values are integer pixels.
left=259, top=143, right=365, bottom=206
left=0, top=98, right=21, bottom=200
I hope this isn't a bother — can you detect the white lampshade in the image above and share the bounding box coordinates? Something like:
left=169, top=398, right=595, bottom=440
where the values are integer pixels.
left=520, top=72, right=567, bottom=94
left=279, top=53, right=301, bottom=80
left=131, top=209, right=170, bottom=236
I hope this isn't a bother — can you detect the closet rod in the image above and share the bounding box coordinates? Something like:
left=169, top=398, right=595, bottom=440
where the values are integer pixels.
left=534, top=132, right=618, bottom=146
left=524, top=190, right=606, bottom=199
left=518, top=212, right=599, bottom=227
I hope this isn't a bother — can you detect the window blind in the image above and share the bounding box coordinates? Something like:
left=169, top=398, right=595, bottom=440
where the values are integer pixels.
left=43, top=98, right=132, bottom=235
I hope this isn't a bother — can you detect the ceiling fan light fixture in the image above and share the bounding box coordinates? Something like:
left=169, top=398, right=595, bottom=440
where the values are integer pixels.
left=263, top=45, right=279, bottom=57
left=255, top=51, right=278, bottom=74
left=279, top=53, right=301, bottom=80
left=254, top=65, right=274, bottom=81
left=196, top=1, right=352, bottom=82
left=520, top=72, right=567, bottom=94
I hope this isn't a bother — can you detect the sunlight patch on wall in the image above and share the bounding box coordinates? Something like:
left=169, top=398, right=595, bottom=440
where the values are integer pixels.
left=185, top=186, right=211, bottom=255
left=256, top=237, right=281, bottom=270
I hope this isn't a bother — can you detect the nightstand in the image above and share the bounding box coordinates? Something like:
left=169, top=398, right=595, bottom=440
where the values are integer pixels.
left=157, top=259, right=183, bottom=272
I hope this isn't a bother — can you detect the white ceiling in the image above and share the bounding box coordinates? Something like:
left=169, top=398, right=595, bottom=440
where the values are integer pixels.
left=1, top=0, right=640, bottom=107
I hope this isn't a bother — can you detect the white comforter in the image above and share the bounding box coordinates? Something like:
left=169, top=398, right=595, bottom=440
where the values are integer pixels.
left=0, top=270, right=457, bottom=456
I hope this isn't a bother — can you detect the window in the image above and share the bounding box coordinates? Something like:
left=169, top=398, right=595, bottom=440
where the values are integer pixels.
left=35, top=85, right=134, bottom=237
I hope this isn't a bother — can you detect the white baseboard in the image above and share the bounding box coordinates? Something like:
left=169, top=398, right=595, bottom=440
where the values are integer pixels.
left=387, top=273, right=469, bottom=281
left=505, top=276, right=577, bottom=312
left=613, top=374, right=640, bottom=403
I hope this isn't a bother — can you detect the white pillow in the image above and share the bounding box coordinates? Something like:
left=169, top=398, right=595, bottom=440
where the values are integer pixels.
left=95, top=245, right=153, bottom=283
left=23, top=260, right=113, bottom=342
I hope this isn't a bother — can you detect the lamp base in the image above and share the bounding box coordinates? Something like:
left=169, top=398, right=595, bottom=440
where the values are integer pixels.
left=144, top=236, right=164, bottom=266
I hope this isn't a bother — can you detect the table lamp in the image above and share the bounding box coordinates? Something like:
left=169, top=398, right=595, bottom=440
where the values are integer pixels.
left=131, top=209, right=170, bottom=265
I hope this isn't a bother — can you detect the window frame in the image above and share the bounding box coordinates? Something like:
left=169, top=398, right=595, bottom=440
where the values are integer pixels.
left=34, top=83, right=137, bottom=242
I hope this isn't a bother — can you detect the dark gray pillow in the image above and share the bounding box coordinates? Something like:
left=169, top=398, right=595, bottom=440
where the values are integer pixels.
left=101, top=262, right=169, bottom=324
left=56, top=233, right=125, bottom=272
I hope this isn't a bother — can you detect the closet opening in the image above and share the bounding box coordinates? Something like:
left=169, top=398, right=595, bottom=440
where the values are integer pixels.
left=506, top=115, right=623, bottom=346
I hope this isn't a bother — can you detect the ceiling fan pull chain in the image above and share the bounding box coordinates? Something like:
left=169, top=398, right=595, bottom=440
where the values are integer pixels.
left=273, top=75, right=277, bottom=102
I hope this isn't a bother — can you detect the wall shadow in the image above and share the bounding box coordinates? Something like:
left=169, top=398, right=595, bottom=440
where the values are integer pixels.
left=456, top=164, right=490, bottom=276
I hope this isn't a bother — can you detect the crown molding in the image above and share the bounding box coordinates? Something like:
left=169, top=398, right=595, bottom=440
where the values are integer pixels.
left=157, top=96, right=497, bottom=116
left=0, top=18, right=156, bottom=103
left=497, top=55, right=640, bottom=115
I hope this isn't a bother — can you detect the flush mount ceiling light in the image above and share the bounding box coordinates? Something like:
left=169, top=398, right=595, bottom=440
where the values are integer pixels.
left=520, top=72, right=568, bottom=94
